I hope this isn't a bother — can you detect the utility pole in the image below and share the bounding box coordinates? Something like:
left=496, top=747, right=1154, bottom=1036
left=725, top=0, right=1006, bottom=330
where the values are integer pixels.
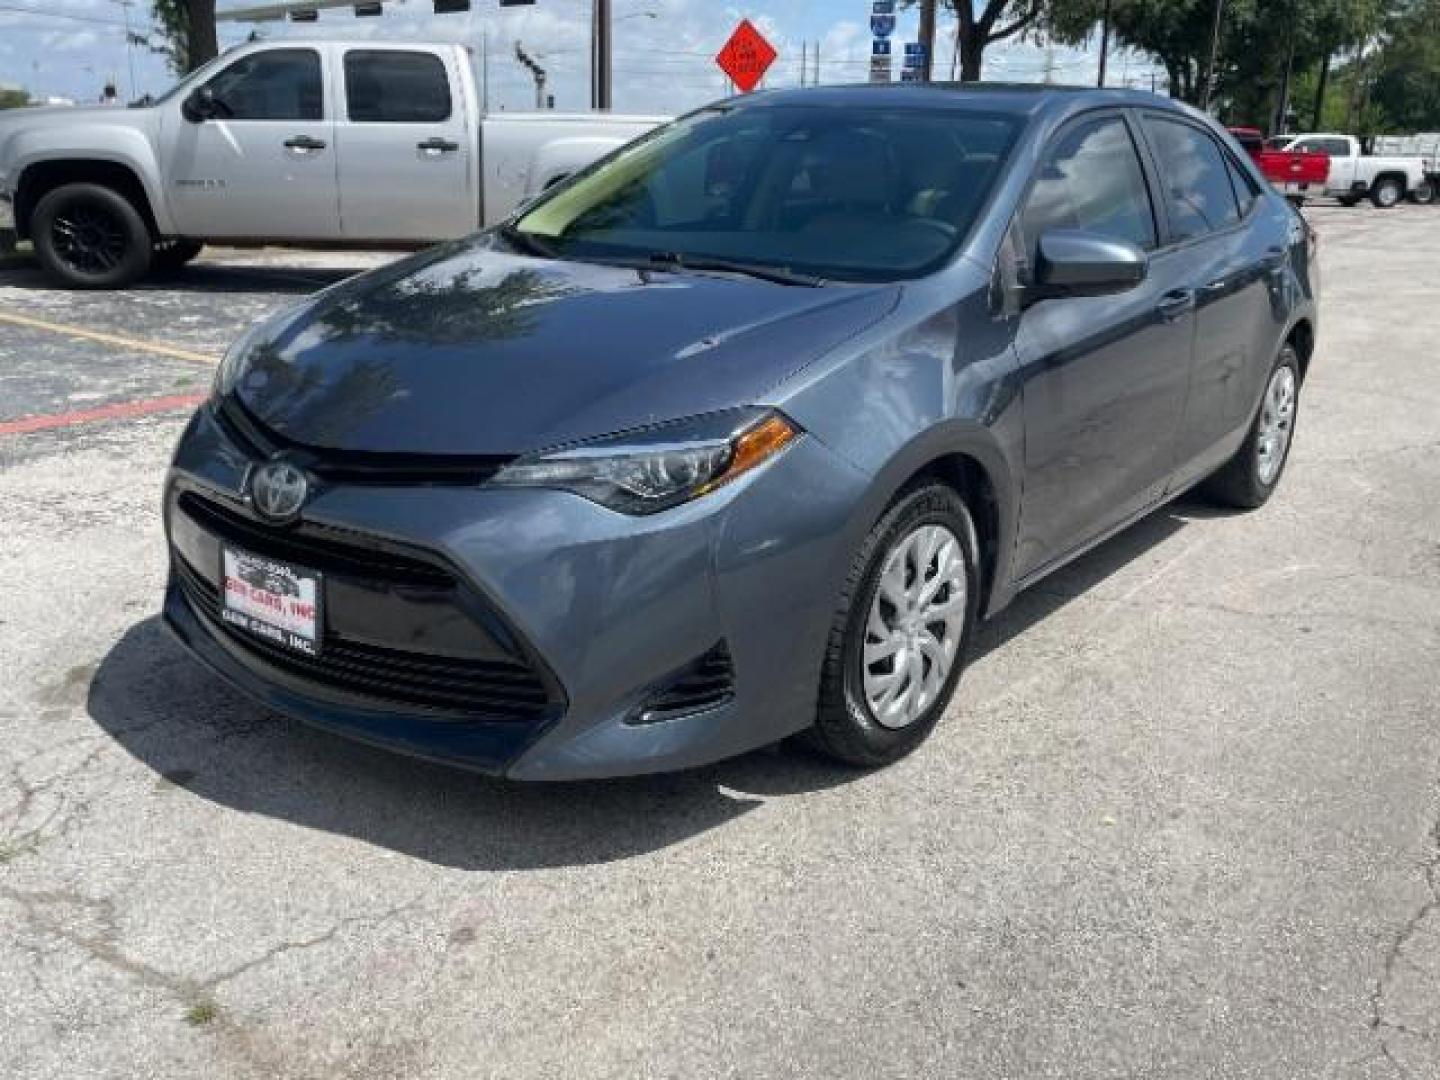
left=1201, top=0, right=1225, bottom=111
left=917, top=0, right=936, bottom=82
left=1273, top=27, right=1296, bottom=137
left=110, top=0, right=139, bottom=101
left=591, top=0, right=612, bottom=110
left=1096, top=0, right=1112, bottom=88
left=801, top=40, right=807, bottom=87
left=514, top=42, right=547, bottom=110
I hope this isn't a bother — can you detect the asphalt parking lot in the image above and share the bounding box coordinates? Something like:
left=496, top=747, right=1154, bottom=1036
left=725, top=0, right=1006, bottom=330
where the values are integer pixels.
left=2, top=206, right=1438, bottom=1079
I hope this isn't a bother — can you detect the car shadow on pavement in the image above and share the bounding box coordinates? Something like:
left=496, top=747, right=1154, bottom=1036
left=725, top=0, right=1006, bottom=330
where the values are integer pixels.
left=0, top=260, right=363, bottom=296
left=86, top=617, right=861, bottom=872
left=86, top=496, right=1215, bottom=872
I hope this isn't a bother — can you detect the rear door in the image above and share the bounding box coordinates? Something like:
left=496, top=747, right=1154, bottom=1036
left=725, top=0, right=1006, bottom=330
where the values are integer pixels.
left=1011, top=112, right=1195, bottom=580
left=334, top=47, right=472, bottom=241
left=1138, top=114, right=1284, bottom=486
left=163, top=46, right=338, bottom=239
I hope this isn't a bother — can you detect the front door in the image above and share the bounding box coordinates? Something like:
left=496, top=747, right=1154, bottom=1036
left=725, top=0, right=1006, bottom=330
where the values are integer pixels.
left=1011, top=112, right=1194, bottom=581
left=333, top=47, right=472, bottom=241
left=162, top=47, right=339, bottom=240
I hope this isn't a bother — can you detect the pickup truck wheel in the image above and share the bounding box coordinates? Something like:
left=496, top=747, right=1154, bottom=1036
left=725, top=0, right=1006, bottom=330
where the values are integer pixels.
left=32, top=183, right=152, bottom=289
left=1337, top=194, right=1362, bottom=207
left=152, top=239, right=204, bottom=272
left=1410, top=181, right=1436, bottom=205
left=1201, top=344, right=1301, bottom=510
left=1371, top=176, right=1404, bottom=209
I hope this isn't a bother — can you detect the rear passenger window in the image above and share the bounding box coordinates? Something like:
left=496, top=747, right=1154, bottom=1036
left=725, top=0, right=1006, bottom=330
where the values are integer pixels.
left=1020, top=116, right=1157, bottom=262
left=1226, top=153, right=1260, bottom=216
left=204, top=49, right=322, bottom=121
left=1143, top=117, right=1241, bottom=242
left=344, top=51, right=452, bottom=123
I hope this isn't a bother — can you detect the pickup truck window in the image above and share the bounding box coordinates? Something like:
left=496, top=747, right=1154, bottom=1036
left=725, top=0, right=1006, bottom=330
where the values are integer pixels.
left=344, top=51, right=452, bottom=123
left=1020, top=116, right=1157, bottom=262
left=203, top=48, right=323, bottom=122
left=1295, top=138, right=1350, bottom=157
left=1143, top=117, right=1240, bottom=243
left=512, top=105, right=1020, bottom=283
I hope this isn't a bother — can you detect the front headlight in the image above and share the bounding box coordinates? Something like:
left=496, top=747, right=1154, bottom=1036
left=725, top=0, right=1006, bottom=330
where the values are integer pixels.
left=490, top=409, right=801, bottom=515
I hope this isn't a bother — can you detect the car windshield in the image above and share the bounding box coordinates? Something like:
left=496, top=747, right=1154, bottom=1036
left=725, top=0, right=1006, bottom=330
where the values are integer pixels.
left=511, top=104, right=1021, bottom=283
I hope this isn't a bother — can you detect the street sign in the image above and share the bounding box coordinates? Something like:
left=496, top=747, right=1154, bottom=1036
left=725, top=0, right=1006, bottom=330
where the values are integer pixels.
left=872, top=39, right=891, bottom=56
left=904, top=42, right=927, bottom=61
left=716, top=19, right=777, bottom=94
left=870, top=57, right=892, bottom=83
left=870, top=13, right=896, bottom=38
left=872, top=0, right=895, bottom=11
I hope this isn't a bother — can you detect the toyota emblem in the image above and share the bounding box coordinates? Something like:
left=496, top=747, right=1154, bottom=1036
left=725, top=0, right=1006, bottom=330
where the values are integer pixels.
left=249, top=460, right=310, bottom=523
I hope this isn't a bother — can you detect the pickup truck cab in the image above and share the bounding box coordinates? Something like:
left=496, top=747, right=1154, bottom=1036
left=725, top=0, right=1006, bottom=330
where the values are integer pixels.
left=1280, top=133, right=1426, bottom=208
left=0, top=41, right=665, bottom=288
left=1228, top=127, right=1329, bottom=205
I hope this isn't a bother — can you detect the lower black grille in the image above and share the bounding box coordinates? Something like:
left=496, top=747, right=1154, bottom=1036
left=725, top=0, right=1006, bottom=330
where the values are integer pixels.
left=176, top=558, right=552, bottom=720
left=632, top=642, right=735, bottom=725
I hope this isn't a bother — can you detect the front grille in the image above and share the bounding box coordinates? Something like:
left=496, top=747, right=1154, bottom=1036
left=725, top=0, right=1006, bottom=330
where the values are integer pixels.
left=175, top=557, right=552, bottom=720
left=216, top=399, right=512, bottom=486
left=178, top=491, right=452, bottom=589
left=632, top=642, right=735, bottom=725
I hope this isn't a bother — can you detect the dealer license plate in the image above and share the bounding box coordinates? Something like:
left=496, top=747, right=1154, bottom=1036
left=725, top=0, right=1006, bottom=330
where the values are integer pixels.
left=221, top=548, right=323, bottom=656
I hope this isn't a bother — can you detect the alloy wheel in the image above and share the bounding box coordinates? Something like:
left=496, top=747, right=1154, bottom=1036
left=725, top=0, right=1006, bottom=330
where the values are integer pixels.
left=1256, top=364, right=1297, bottom=485
left=50, top=203, right=128, bottom=277
left=861, top=523, right=967, bottom=730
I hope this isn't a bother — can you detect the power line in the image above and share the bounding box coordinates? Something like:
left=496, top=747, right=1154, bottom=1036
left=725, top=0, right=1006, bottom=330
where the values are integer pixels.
left=0, top=3, right=134, bottom=28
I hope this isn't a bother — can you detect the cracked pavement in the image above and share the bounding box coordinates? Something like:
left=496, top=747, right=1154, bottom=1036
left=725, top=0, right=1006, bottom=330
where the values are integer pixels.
left=2, top=211, right=1439, bottom=1078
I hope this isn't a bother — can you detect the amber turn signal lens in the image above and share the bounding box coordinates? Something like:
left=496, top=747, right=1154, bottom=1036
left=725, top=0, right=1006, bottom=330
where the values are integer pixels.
left=702, top=412, right=800, bottom=495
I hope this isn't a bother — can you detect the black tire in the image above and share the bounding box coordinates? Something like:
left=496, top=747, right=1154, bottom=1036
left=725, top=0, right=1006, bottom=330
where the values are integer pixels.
left=1201, top=344, right=1301, bottom=510
left=1371, top=176, right=1404, bottom=209
left=1337, top=194, right=1362, bottom=208
left=152, top=238, right=204, bottom=272
left=1410, top=181, right=1436, bottom=206
left=32, top=182, right=152, bottom=289
left=806, top=482, right=982, bottom=768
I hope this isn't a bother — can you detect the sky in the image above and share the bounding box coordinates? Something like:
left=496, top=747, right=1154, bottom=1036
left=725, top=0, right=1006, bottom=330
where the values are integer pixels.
left=0, top=0, right=1165, bottom=111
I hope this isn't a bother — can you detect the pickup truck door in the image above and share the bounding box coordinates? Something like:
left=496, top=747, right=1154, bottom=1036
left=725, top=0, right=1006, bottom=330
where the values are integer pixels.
left=160, top=46, right=340, bottom=239
left=1010, top=112, right=1193, bottom=581
left=1294, top=137, right=1355, bottom=191
left=1138, top=115, right=1284, bottom=488
left=333, top=47, right=473, bottom=241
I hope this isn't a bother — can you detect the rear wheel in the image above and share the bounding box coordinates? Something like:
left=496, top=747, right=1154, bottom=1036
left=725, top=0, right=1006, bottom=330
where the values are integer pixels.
left=1337, top=194, right=1362, bottom=208
left=1201, top=344, right=1301, bottom=510
left=807, top=483, right=981, bottom=768
left=32, top=182, right=152, bottom=289
left=1410, top=180, right=1436, bottom=205
left=1371, top=176, right=1405, bottom=209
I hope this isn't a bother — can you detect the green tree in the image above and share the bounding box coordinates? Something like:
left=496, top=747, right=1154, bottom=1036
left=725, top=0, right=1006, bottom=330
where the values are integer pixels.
left=148, top=0, right=218, bottom=75
left=1366, top=0, right=1440, bottom=130
left=903, top=2, right=1057, bottom=81
left=0, top=87, right=30, bottom=110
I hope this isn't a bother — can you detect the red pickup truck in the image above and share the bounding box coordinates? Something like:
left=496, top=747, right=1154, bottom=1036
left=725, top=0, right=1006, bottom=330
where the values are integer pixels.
left=1229, top=128, right=1330, bottom=204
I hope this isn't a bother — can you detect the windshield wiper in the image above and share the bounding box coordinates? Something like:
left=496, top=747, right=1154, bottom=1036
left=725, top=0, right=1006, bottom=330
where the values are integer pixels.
left=642, top=252, right=824, bottom=288
left=499, top=225, right=559, bottom=260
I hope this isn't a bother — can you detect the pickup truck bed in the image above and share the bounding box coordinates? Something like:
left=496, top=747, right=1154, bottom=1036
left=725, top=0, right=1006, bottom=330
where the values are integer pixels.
left=1229, top=128, right=1329, bottom=204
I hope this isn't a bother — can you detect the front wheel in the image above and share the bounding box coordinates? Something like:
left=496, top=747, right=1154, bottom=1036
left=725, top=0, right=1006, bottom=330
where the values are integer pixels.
left=152, top=238, right=204, bottom=272
left=1201, top=345, right=1301, bottom=510
left=32, top=182, right=152, bottom=289
left=807, top=483, right=981, bottom=768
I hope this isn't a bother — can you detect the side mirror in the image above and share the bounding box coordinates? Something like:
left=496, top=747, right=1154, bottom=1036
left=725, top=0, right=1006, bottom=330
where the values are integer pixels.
left=1028, top=229, right=1148, bottom=303
left=182, top=86, right=216, bottom=123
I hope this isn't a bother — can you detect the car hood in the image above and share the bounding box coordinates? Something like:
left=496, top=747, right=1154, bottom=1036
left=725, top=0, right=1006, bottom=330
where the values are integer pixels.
left=226, top=237, right=900, bottom=456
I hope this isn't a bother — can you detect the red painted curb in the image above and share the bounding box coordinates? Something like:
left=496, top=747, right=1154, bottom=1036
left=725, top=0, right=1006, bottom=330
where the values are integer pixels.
left=0, top=392, right=208, bottom=437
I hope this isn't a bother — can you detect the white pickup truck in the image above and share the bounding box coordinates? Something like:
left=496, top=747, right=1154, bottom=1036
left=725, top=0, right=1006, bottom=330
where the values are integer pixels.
left=1279, top=133, right=1428, bottom=208
left=0, top=41, right=665, bottom=288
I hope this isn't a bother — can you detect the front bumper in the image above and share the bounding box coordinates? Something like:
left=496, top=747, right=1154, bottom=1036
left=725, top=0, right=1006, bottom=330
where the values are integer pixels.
left=164, top=404, right=870, bottom=779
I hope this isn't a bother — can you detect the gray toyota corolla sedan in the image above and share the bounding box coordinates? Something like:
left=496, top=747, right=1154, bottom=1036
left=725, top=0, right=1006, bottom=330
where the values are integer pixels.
left=164, top=84, right=1318, bottom=780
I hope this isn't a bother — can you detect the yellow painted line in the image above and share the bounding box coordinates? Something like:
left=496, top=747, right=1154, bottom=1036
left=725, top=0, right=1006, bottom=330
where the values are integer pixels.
left=0, top=310, right=218, bottom=365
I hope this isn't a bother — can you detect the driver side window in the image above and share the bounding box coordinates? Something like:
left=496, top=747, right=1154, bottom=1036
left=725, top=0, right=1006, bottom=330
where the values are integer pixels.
left=203, top=49, right=323, bottom=122
left=1020, top=115, right=1157, bottom=269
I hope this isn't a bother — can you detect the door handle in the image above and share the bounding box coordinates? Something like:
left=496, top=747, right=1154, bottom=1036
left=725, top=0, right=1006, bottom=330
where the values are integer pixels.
left=283, top=135, right=327, bottom=151
left=1156, top=290, right=1195, bottom=322
left=417, top=137, right=460, bottom=153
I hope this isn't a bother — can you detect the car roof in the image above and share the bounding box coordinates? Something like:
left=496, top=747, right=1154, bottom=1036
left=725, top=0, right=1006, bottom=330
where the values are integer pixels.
left=731, top=82, right=1188, bottom=120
